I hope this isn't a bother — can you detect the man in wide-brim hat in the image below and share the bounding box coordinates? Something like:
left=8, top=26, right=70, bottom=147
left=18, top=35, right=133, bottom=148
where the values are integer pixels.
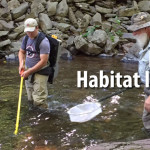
left=128, top=12, right=150, bottom=135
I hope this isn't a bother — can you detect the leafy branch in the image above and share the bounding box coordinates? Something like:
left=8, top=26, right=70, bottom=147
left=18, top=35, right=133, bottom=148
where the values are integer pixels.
left=106, top=16, right=123, bottom=42
left=82, top=25, right=100, bottom=37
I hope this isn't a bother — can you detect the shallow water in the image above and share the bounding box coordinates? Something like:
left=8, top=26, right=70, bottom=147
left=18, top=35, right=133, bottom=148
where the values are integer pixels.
left=0, top=56, right=147, bottom=150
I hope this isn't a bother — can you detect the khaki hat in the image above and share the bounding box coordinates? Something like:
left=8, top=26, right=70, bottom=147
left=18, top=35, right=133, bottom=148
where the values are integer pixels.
left=24, top=18, right=38, bottom=32
left=128, top=12, right=150, bottom=32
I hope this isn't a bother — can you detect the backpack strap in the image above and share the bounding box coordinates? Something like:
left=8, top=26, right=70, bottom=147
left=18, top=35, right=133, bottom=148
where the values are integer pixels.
left=35, top=32, right=46, bottom=54
left=24, top=35, right=29, bottom=51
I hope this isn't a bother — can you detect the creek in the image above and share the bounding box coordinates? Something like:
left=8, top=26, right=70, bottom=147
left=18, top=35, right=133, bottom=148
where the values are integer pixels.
left=0, top=55, right=148, bottom=150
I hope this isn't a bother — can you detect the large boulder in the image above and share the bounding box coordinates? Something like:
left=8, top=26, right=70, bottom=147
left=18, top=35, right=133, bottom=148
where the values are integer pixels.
left=87, top=29, right=107, bottom=47
left=30, top=1, right=45, bottom=18
left=47, top=2, right=58, bottom=16
left=56, top=0, right=68, bottom=17
left=74, top=35, right=103, bottom=55
left=85, top=42, right=103, bottom=55
left=11, top=2, right=29, bottom=19
left=74, top=35, right=88, bottom=50
left=91, top=13, right=102, bottom=26
left=39, top=13, right=52, bottom=33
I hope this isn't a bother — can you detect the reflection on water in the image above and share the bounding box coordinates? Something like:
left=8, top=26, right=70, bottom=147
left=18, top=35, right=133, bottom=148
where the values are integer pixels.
left=0, top=56, right=147, bottom=150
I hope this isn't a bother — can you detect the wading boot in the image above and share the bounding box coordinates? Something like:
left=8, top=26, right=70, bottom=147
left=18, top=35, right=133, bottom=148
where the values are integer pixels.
left=141, top=127, right=150, bottom=137
left=34, top=102, right=50, bottom=112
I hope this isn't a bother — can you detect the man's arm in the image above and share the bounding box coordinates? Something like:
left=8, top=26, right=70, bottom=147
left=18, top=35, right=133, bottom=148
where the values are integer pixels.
left=21, top=54, right=49, bottom=79
left=18, top=48, right=26, bottom=73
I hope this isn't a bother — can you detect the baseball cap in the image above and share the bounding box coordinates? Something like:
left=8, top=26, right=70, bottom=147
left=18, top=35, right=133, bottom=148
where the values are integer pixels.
left=24, top=18, right=38, bottom=32
left=128, top=12, right=150, bottom=32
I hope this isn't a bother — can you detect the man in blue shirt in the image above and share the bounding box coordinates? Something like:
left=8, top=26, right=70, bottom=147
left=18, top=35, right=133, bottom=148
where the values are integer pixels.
left=18, top=18, right=50, bottom=110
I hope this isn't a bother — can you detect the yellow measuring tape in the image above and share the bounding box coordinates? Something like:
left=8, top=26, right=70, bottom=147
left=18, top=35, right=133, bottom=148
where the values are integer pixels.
left=14, top=76, right=24, bottom=135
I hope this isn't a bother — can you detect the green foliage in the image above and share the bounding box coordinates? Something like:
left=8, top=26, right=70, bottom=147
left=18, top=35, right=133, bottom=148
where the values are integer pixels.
left=106, top=16, right=123, bottom=42
left=115, top=30, right=123, bottom=37
left=82, top=25, right=100, bottom=37
left=107, top=31, right=115, bottom=42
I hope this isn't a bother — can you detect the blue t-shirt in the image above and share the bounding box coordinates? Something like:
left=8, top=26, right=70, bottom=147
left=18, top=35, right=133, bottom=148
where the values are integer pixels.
left=21, top=33, right=50, bottom=68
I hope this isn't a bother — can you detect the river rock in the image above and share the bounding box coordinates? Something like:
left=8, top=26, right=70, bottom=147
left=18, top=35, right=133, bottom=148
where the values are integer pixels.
left=102, top=21, right=111, bottom=32
left=47, top=2, right=58, bottom=16
left=91, top=13, right=102, bottom=26
left=83, top=14, right=91, bottom=28
left=85, top=42, right=103, bottom=55
left=14, top=25, right=24, bottom=34
left=8, top=0, right=20, bottom=11
left=87, top=30, right=107, bottom=47
left=1, top=0, right=8, bottom=8
left=57, top=23, right=71, bottom=32
left=95, top=5, right=113, bottom=14
left=30, top=1, right=45, bottom=18
left=0, top=8, right=9, bottom=18
left=67, top=36, right=75, bottom=47
left=39, top=13, right=52, bottom=33
left=117, top=6, right=139, bottom=17
left=8, top=32, right=19, bottom=40
left=56, top=0, right=68, bottom=17
left=70, top=26, right=80, bottom=35
left=0, top=39, right=11, bottom=48
left=68, top=7, right=78, bottom=28
left=14, top=15, right=26, bottom=22
left=105, top=36, right=120, bottom=53
left=75, top=10, right=84, bottom=19
left=96, top=1, right=115, bottom=9
left=11, top=2, right=29, bottom=19
left=138, top=1, right=150, bottom=13
left=74, top=35, right=88, bottom=50
left=0, top=20, right=14, bottom=30
left=89, top=6, right=96, bottom=14
left=0, top=31, right=9, bottom=37
left=60, top=47, right=73, bottom=60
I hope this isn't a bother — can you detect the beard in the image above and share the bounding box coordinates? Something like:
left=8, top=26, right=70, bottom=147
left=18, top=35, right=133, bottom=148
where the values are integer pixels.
left=135, top=33, right=149, bottom=49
